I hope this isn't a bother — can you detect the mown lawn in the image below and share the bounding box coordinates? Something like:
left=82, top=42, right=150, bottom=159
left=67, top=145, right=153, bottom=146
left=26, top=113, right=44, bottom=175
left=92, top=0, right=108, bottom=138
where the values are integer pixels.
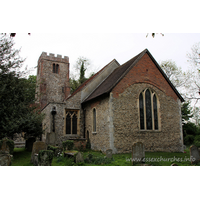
left=11, top=147, right=197, bottom=166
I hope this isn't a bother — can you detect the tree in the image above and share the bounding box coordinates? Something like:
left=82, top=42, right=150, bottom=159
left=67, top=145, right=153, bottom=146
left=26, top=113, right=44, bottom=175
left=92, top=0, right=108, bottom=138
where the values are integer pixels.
left=70, top=57, right=91, bottom=93
left=181, top=101, right=193, bottom=124
left=186, top=42, right=200, bottom=102
left=0, top=34, right=43, bottom=140
left=160, top=60, right=188, bottom=89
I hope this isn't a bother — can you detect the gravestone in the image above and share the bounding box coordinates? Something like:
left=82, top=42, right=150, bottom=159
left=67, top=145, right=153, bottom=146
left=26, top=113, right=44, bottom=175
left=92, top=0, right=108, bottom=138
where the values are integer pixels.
left=38, top=150, right=54, bottom=166
left=190, top=145, right=200, bottom=164
left=0, top=139, right=10, bottom=154
left=31, top=141, right=47, bottom=164
left=0, top=154, right=12, bottom=166
left=75, top=152, right=84, bottom=163
left=132, top=142, right=145, bottom=164
left=106, top=149, right=113, bottom=159
left=34, top=154, right=38, bottom=166
left=0, top=138, right=14, bottom=166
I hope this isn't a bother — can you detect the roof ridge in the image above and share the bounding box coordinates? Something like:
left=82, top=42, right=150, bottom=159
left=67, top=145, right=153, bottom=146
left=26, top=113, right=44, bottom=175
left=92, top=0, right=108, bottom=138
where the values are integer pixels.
left=65, top=59, right=119, bottom=101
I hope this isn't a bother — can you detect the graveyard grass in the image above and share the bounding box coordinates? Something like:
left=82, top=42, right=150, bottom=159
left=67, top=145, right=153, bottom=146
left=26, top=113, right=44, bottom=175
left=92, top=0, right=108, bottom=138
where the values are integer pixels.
left=11, top=147, right=199, bottom=166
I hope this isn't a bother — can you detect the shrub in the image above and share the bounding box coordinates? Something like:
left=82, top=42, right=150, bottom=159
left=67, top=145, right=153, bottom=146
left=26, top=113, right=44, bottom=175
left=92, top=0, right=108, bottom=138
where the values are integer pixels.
left=0, top=138, right=14, bottom=155
left=38, top=150, right=54, bottom=162
left=194, top=135, right=200, bottom=147
left=184, top=135, right=194, bottom=146
left=63, top=140, right=74, bottom=151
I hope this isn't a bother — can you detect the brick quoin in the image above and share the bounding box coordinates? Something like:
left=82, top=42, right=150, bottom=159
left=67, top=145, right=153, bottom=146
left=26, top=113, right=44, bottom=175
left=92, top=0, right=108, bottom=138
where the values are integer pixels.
left=112, top=53, right=179, bottom=101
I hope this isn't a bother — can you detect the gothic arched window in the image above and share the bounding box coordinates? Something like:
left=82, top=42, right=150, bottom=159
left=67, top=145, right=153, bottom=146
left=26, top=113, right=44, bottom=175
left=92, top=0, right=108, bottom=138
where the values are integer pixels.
left=53, top=63, right=59, bottom=74
left=139, top=89, right=159, bottom=130
left=66, top=110, right=78, bottom=135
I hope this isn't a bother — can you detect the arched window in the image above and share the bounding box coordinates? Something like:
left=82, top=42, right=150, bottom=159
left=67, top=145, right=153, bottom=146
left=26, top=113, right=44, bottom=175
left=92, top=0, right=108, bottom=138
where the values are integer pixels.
left=66, top=110, right=78, bottom=135
left=139, top=89, right=159, bottom=130
left=93, top=108, right=96, bottom=132
left=53, top=63, right=59, bottom=74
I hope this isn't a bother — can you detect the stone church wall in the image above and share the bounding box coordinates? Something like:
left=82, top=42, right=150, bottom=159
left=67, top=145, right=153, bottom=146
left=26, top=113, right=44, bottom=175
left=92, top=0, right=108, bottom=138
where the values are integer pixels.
left=84, top=95, right=111, bottom=152
left=111, top=83, right=183, bottom=153
left=111, top=53, right=183, bottom=153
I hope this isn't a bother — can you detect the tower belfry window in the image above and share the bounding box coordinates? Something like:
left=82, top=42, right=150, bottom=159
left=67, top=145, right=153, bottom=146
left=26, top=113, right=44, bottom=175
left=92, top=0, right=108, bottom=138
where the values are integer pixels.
left=53, top=63, right=59, bottom=74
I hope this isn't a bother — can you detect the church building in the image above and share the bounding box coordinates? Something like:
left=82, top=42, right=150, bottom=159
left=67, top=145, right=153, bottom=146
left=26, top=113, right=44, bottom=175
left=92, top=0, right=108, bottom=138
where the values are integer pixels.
left=36, top=49, right=184, bottom=153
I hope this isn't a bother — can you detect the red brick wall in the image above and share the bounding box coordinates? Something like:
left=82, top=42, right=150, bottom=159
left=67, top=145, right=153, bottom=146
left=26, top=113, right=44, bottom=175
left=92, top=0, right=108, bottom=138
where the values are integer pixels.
left=112, top=53, right=179, bottom=101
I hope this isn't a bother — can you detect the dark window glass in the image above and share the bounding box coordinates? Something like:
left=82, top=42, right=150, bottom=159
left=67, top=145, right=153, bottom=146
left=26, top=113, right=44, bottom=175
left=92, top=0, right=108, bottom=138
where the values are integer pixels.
left=53, top=63, right=56, bottom=73
left=66, top=113, right=71, bottom=134
left=72, top=114, right=77, bottom=135
left=145, top=89, right=152, bottom=130
left=153, top=95, right=158, bottom=130
left=56, top=64, right=59, bottom=73
left=93, top=109, right=96, bottom=132
left=53, top=64, right=59, bottom=73
left=139, top=93, right=144, bottom=130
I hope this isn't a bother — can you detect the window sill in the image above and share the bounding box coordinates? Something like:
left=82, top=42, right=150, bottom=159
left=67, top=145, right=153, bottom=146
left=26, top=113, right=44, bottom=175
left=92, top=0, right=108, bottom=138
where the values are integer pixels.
left=139, top=130, right=161, bottom=133
left=92, top=132, right=97, bottom=135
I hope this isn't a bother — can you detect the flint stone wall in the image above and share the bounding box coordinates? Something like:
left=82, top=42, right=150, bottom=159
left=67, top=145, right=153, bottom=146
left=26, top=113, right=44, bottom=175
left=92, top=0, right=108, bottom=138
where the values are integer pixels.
left=112, top=83, right=183, bottom=153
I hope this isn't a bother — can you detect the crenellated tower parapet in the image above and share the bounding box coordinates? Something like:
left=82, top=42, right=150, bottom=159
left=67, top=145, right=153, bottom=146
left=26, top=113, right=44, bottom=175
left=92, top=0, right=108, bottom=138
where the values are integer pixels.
left=36, top=52, right=70, bottom=109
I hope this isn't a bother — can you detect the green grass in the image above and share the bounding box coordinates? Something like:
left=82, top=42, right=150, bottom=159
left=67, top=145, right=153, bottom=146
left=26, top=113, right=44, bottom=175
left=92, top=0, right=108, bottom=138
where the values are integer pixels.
left=12, top=148, right=33, bottom=166
left=11, top=147, right=196, bottom=166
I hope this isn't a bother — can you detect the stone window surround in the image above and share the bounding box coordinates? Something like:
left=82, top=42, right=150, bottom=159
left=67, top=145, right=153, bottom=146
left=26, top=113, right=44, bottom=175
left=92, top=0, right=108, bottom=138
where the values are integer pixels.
left=138, top=88, right=161, bottom=131
left=92, top=108, right=97, bottom=134
left=63, top=109, right=80, bottom=136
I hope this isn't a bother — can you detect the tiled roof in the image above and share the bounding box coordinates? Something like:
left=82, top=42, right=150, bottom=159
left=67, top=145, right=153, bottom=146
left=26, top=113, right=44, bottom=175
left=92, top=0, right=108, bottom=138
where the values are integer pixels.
left=64, top=59, right=118, bottom=101
left=83, top=49, right=184, bottom=103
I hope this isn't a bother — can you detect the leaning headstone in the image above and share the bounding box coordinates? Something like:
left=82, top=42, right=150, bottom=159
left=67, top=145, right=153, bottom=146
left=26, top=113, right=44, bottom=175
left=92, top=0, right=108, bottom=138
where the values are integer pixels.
left=106, top=149, right=113, bottom=159
left=132, top=142, right=145, bottom=165
left=31, top=141, right=47, bottom=164
left=75, top=152, right=84, bottom=163
left=38, top=150, right=54, bottom=166
left=190, top=145, right=200, bottom=164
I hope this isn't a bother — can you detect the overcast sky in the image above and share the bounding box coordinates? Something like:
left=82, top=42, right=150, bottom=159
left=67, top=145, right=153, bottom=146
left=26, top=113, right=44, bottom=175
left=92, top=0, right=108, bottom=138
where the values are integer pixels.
left=13, top=33, right=200, bottom=78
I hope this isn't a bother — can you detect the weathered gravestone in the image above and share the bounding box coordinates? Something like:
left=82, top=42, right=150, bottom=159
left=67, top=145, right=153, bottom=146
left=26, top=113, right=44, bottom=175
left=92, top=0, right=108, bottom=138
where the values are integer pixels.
left=190, top=145, right=200, bottom=164
left=106, top=149, right=113, bottom=159
left=75, top=152, right=84, bottom=163
left=0, top=138, right=14, bottom=166
left=0, top=154, right=12, bottom=166
left=38, top=150, right=54, bottom=166
left=31, top=141, right=47, bottom=164
left=132, top=142, right=145, bottom=165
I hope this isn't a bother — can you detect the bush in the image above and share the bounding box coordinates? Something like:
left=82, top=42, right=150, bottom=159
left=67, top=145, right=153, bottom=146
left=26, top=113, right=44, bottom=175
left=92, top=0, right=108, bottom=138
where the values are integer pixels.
left=184, top=135, right=195, bottom=146
left=0, top=138, right=14, bottom=155
left=63, top=140, right=74, bottom=151
left=194, top=135, right=200, bottom=147
left=38, top=150, right=54, bottom=162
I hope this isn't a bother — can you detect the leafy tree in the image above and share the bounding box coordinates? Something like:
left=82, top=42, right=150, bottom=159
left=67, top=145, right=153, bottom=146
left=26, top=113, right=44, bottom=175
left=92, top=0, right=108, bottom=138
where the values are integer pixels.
left=186, top=42, right=200, bottom=101
left=181, top=101, right=193, bottom=124
left=0, top=34, right=43, bottom=140
left=70, top=57, right=91, bottom=93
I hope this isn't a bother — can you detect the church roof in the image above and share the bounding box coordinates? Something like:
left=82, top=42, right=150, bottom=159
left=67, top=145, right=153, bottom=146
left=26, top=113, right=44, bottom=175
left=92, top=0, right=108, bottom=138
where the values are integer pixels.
left=83, top=49, right=184, bottom=103
left=65, top=59, right=119, bottom=101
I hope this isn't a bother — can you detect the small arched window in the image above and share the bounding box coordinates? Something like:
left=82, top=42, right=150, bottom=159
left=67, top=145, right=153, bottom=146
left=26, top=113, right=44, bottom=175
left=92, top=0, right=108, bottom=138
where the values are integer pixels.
left=139, top=89, right=159, bottom=130
left=53, top=63, right=59, bottom=74
left=93, top=108, right=96, bottom=132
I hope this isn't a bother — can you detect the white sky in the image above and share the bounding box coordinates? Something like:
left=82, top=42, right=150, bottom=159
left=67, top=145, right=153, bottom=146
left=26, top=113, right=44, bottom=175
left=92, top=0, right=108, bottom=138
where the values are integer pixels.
left=13, top=33, right=200, bottom=78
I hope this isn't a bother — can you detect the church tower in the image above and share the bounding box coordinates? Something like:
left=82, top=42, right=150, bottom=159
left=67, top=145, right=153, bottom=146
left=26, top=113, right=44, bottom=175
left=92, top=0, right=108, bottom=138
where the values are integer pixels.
left=36, top=52, right=70, bottom=109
